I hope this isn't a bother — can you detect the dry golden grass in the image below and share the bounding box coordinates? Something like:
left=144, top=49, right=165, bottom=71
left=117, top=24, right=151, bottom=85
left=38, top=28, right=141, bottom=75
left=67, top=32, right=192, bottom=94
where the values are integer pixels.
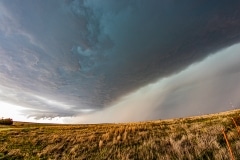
left=1, top=109, right=240, bottom=159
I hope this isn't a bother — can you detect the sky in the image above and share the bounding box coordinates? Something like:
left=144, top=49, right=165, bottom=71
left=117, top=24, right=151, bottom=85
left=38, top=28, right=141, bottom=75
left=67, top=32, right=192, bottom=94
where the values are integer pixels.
left=1, top=0, right=240, bottom=123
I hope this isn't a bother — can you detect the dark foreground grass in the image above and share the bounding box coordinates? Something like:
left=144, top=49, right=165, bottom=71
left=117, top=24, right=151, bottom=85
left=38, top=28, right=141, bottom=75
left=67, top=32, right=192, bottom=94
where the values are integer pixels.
left=1, top=109, right=240, bottom=160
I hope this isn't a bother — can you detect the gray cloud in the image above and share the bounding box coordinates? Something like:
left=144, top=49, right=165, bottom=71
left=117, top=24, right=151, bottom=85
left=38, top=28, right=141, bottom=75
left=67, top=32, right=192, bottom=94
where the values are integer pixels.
left=0, top=0, right=240, bottom=121
left=66, top=43, right=240, bottom=123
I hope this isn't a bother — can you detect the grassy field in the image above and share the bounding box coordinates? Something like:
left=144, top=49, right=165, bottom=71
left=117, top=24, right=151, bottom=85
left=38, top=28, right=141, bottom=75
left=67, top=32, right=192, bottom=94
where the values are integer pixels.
left=1, top=109, right=240, bottom=160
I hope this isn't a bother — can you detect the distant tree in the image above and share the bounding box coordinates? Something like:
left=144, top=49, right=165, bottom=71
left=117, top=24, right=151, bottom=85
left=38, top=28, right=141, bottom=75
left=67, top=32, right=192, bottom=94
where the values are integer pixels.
left=0, top=118, right=13, bottom=125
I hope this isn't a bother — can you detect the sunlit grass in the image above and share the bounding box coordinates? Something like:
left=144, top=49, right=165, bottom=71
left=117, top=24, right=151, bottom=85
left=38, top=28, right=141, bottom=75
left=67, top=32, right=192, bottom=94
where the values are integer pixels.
left=0, top=109, right=240, bottom=159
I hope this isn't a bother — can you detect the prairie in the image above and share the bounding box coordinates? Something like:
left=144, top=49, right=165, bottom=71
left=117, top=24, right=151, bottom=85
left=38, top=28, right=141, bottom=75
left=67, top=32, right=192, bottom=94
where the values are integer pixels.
left=1, top=109, right=240, bottom=160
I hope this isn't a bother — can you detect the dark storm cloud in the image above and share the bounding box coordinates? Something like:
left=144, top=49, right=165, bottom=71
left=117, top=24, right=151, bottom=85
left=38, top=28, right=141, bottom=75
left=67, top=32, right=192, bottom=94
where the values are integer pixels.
left=68, top=45, right=240, bottom=123
left=1, top=0, right=240, bottom=120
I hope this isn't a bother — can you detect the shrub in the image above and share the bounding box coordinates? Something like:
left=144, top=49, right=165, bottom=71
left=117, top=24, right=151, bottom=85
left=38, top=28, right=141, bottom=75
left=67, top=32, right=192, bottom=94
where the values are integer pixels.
left=0, top=118, right=13, bottom=125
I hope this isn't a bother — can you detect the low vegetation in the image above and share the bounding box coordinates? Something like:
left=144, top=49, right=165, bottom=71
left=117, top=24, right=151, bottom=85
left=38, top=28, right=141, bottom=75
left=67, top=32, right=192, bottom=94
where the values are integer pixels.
left=1, top=109, right=240, bottom=159
left=0, top=118, right=13, bottom=125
